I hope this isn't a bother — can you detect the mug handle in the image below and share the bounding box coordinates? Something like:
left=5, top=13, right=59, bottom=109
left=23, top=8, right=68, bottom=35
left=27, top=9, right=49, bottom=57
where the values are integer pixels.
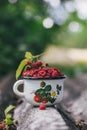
left=13, top=80, right=24, bottom=97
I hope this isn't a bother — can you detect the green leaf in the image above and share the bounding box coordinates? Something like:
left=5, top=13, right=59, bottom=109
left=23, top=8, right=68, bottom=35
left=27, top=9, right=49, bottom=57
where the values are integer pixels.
left=25, top=52, right=33, bottom=61
left=6, top=118, right=14, bottom=125
left=6, top=114, right=12, bottom=119
left=16, top=59, right=27, bottom=79
left=5, top=105, right=15, bottom=116
left=45, top=85, right=51, bottom=91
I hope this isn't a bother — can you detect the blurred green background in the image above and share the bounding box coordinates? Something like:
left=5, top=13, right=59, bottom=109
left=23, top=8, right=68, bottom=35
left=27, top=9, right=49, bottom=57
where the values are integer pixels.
left=1, top=0, right=87, bottom=77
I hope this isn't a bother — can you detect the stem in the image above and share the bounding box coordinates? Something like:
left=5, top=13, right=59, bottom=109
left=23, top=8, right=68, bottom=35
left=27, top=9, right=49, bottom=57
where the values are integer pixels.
left=33, top=52, right=45, bottom=59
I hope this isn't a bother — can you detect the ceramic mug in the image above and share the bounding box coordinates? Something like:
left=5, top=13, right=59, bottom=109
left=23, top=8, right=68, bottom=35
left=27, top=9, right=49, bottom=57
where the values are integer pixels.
left=13, top=76, right=66, bottom=106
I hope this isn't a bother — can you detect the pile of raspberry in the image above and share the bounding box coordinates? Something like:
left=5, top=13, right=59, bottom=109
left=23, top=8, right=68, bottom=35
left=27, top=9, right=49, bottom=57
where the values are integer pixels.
left=22, top=61, right=64, bottom=78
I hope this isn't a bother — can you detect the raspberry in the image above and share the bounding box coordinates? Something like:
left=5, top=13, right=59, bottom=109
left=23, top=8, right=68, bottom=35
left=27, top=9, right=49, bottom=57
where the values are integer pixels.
left=39, top=103, right=46, bottom=110
left=0, top=123, right=4, bottom=129
left=51, top=70, right=58, bottom=77
left=36, top=61, right=42, bottom=66
left=22, top=70, right=30, bottom=76
left=32, top=61, right=42, bottom=68
left=22, top=60, right=64, bottom=78
left=26, top=61, right=31, bottom=65
left=38, top=70, right=46, bottom=77
left=29, top=70, right=34, bottom=76
left=32, top=62, right=37, bottom=68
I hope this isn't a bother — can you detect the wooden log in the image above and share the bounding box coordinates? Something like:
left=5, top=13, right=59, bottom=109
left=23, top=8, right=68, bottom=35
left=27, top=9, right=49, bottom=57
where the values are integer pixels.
left=14, top=100, right=70, bottom=130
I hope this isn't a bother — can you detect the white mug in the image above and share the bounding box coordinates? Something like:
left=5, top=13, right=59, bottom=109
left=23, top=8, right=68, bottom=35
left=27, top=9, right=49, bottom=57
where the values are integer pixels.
left=13, top=77, right=66, bottom=106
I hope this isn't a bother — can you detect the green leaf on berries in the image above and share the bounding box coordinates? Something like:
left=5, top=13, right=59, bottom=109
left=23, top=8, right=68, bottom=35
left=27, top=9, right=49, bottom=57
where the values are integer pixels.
left=16, top=59, right=27, bottom=79
left=25, top=52, right=33, bottom=61
left=45, top=85, right=51, bottom=91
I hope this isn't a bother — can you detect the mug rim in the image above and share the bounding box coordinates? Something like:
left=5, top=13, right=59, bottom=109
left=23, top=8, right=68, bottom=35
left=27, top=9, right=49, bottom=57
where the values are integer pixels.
left=21, top=75, right=66, bottom=80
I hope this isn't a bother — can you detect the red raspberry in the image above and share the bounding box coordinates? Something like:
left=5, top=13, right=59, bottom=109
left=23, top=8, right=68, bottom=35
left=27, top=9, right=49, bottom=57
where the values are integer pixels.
left=29, top=69, right=36, bottom=76
left=32, top=62, right=37, bottom=68
left=47, top=68, right=52, bottom=74
left=36, top=61, right=42, bottom=66
left=51, top=70, right=58, bottom=77
left=22, top=70, right=30, bottom=76
left=32, top=61, right=42, bottom=68
left=33, top=74, right=38, bottom=78
left=0, top=123, right=4, bottom=129
left=39, top=103, right=46, bottom=110
left=38, top=70, right=46, bottom=77
left=41, top=67, right=48, bottom=71
left=26, top=61, right=31, bottom=65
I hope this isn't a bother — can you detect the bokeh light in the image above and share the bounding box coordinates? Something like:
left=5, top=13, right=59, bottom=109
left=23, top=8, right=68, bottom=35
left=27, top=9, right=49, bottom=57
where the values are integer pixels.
left=43, top=17, right=54, bottom=29
left=8, top=0, right=17, bottom=4
left=68, top=21, right=83, bottom=33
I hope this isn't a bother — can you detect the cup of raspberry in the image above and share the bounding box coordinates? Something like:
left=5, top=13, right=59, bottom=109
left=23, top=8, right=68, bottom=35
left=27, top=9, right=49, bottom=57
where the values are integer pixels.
left=13, top=52, right=66, bottom=106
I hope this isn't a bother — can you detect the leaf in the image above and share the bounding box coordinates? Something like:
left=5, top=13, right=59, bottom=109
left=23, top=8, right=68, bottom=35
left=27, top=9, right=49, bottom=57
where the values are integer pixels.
left=6, top=114, right=12, bottom=119
left=6, top=118, right=14, bottom=125
left=16, top=59, right=27, bottom=79
left=5, top=105, right=15, bottom=116
left=45, top=85, right=51, bottom=91
left=25, top=52, right=33, bottom=61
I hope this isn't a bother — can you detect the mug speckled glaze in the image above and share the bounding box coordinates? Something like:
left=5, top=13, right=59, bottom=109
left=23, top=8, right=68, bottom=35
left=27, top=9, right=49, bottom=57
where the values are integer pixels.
left=13, top=76, right=66, bottom=106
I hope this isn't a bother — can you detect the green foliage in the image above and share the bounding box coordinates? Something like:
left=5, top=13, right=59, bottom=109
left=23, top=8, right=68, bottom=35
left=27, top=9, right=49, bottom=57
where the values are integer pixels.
left=16, top=59, right=27, bottom=79
left=0, top=0, right=55, bottom=76
left=1, top=0, right=87, bottom=77
left=4, top=105, right=15, bottom=127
